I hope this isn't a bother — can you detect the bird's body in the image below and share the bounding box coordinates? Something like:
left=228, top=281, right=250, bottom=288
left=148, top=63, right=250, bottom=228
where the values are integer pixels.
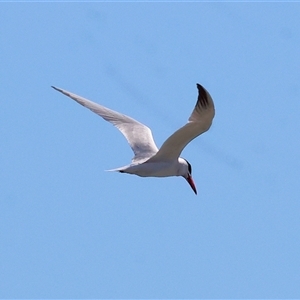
left=52, top=84, right=215, bottom=194
left=110, top=157, right=189, bottom=177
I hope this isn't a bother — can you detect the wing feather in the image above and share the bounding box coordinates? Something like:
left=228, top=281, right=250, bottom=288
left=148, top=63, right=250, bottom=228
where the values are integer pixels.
left=147, top=84, right=215, bottom=162
left=52, top=86, right=158, bottom=163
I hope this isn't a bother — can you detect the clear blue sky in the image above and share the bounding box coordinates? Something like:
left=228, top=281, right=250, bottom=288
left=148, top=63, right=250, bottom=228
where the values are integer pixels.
left=1, top=2, right=300, bottom=298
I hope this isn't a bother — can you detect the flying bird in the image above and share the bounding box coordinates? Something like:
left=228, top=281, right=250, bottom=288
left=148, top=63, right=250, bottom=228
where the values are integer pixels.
left=52, top=84, right=215, bottom=194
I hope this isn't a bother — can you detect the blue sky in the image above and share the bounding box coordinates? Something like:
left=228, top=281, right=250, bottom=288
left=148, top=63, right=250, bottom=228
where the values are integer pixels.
left=1, top=2, right=300, bottom=298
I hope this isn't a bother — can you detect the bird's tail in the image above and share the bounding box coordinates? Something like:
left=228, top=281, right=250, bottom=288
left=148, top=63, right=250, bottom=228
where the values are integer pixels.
left=105, top=165, right=128, bottom=173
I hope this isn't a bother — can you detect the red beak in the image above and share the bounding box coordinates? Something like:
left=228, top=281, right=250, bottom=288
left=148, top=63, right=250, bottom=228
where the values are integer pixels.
left=185, top=175, right=197, bottom=195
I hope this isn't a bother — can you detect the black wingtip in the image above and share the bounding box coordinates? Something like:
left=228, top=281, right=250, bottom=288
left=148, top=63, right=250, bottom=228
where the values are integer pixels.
left=51, top=86, right=64, bottom=94
left=196, top=83, right=209, bottom=108
left=196, top=83, right=204, bottom=92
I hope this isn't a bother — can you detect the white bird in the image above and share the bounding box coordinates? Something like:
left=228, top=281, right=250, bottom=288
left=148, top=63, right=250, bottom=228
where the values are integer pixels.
left=52, top=84, right=215, bottom=195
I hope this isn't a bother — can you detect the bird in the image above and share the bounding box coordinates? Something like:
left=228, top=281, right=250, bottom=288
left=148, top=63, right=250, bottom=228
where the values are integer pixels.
left=51, top=83, right=215, bottom=195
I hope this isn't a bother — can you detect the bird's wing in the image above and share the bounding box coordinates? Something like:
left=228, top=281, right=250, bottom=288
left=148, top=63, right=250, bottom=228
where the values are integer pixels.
left=52, top=86, right=158, bottom=163
left=147, top=84, right=215, bottom=162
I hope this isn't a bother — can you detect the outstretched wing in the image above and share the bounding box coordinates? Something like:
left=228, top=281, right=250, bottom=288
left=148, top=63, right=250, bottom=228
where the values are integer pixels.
left=52, top=86, right=158, bottom=163
left=147, top=84, right=215, bottom=162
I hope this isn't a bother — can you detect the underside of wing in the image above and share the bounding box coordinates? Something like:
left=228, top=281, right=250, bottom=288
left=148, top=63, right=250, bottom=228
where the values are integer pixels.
left=147, top=83, right=215, bottom=162
left=52, top=86, right=159, bottom=162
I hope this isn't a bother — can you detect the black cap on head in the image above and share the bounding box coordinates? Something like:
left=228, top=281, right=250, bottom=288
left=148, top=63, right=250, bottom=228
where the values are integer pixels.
left=183, top=158, right=192, bottom=175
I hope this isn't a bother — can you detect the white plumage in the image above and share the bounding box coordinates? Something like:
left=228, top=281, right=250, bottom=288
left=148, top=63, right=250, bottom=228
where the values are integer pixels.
left=52, top=83, right=215, bottom=194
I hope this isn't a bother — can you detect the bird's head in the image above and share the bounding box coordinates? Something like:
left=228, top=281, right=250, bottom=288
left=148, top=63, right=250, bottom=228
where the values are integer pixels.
left=179, top=158, right=197, bottom=195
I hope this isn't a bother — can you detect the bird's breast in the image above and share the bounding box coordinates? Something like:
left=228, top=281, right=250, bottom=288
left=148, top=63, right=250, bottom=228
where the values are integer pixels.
left=124, top=161, right=180, bottom=178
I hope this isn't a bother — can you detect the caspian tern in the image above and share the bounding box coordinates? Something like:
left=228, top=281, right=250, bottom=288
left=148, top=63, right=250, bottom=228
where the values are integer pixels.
left=52, top=84, right=215, bottom=194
